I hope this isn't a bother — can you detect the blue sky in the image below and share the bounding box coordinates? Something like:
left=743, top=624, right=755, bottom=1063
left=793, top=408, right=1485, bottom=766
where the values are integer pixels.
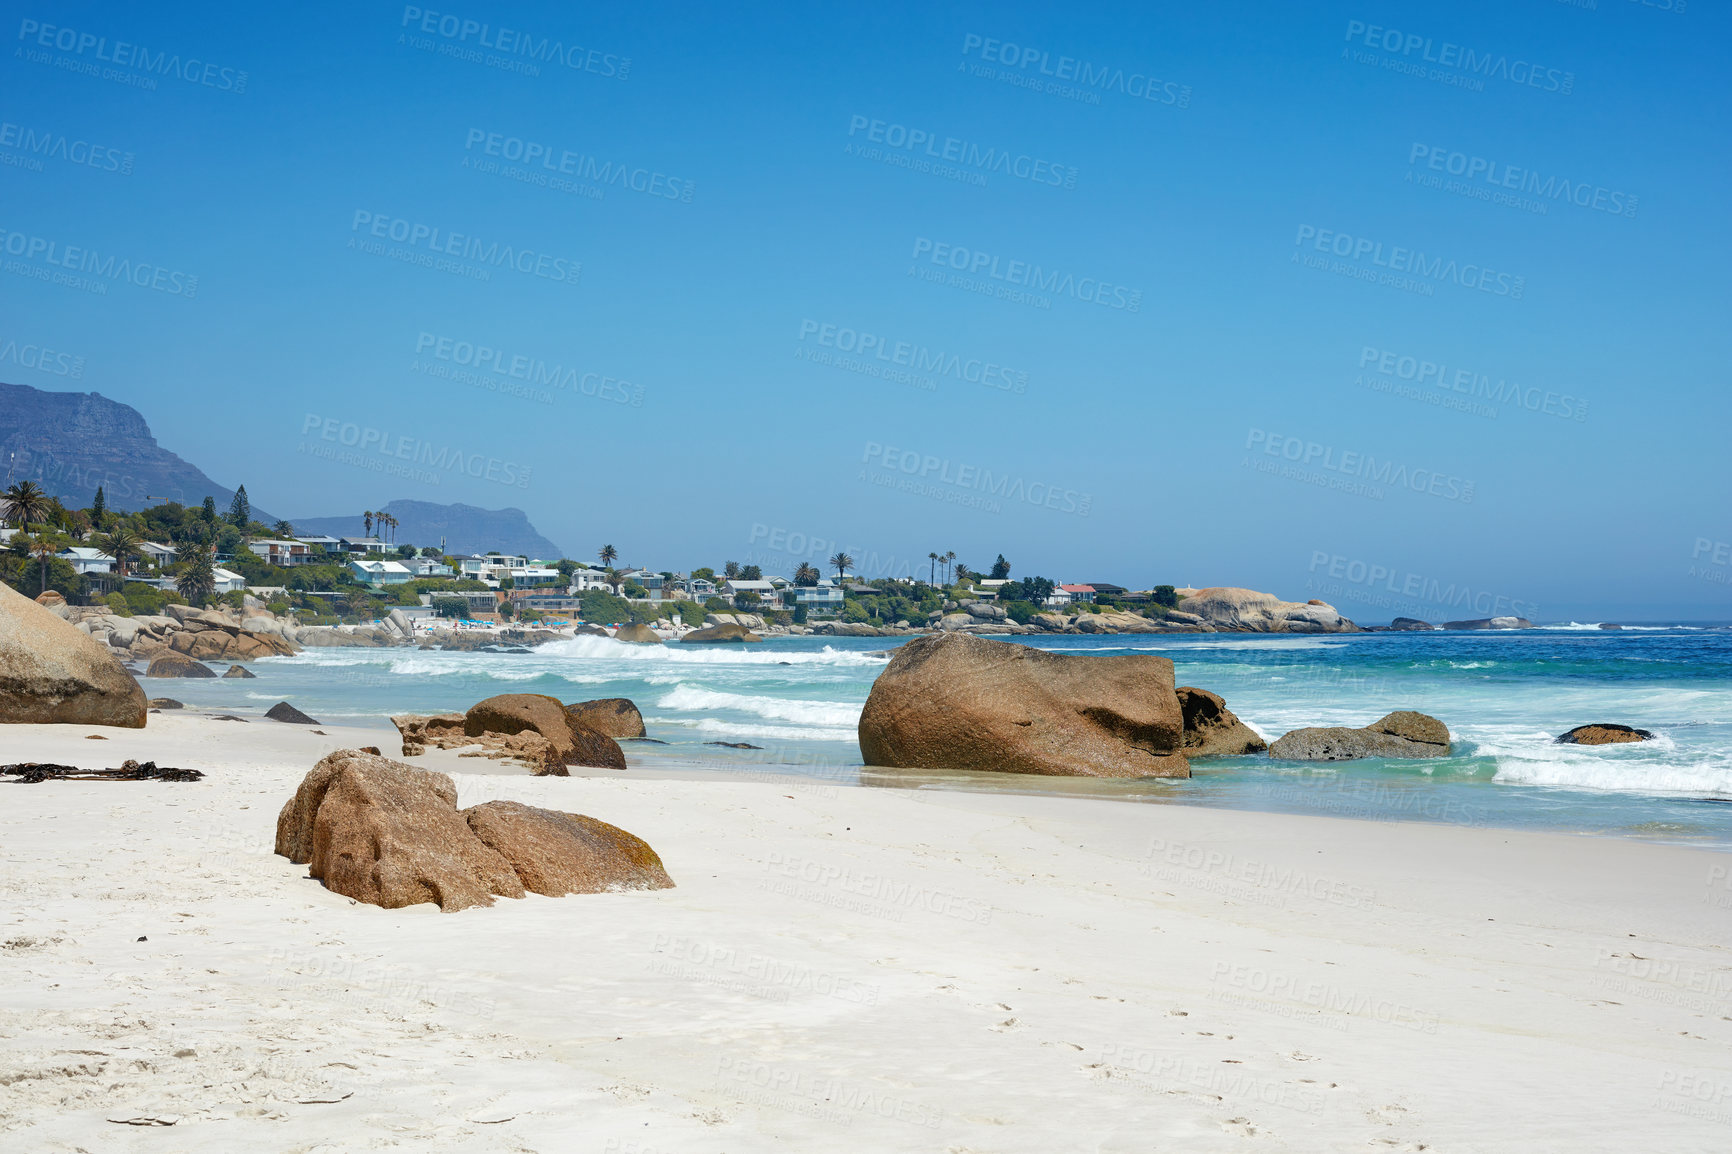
left=2, top=0, right=1726, bottom=620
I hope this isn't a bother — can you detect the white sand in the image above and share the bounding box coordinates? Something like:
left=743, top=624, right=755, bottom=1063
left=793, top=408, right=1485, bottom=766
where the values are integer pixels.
left=3, top=712, right=1731, bottom=1151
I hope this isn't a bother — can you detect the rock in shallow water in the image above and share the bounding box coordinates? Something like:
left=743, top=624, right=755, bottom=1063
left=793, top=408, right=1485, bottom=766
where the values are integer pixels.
left=1556, top=724, right=1653, bottom=745
left=1269, top=711, right=1452, bottom=761
left=1177, top=687, right=1267, bottom=757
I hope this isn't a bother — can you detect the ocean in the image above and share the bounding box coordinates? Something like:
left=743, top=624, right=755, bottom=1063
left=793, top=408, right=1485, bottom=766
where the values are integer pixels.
left=161, top=627, right=1732, bottom=849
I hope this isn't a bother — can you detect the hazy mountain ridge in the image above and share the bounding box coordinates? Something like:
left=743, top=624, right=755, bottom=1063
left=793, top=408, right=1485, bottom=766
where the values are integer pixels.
left=291, top=499, right=566, bottom=559
left=0, top=380, right=260, bottom=515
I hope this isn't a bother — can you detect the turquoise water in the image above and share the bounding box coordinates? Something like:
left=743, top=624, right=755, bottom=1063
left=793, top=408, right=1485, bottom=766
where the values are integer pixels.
left=160, top=627, right=1732, bottom=848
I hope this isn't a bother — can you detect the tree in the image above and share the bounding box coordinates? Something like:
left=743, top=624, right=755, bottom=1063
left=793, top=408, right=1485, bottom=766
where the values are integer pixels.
left=1, top=481, right=49, bottom=529
left=175, top=541, right=217, bottom=606
left=691, top=567, right=716, bottom=582
left=740, top=564, right=762, bottom=581
left=431, top=595, right=466, bottom=618
left=273, top=519, right=295, bottom=538
left=30, top=536, right=55, bottom=593
left=794, top=562, right=820, bottom=587
left=201, top=495, right=218, bottom=523
left=953, top=562, right=971, bottom=585
left=723, top=560, right=739, bottom=579
left=363, top=510, right=375, bottom=537
left=229, top=485, right=250, bottom=528
left=599, top=543, right=618, bottom=568
left=604, top=567, right=624, bottom=594
left=990, top=554, right=1011, bottom=580
left=830, top=552, right=854, bottom=582
left=1153, top=585, right=1179, bottom=608
left=91, top=486, right=106, bottom=525
left=928, top=551, right=938, bottom=585
left=943, top=551, right=956, bottom=585
left=95, top=525, right=142, bottom=578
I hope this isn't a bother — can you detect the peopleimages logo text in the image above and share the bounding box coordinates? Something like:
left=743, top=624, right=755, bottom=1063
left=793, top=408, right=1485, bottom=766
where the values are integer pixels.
left=16, top=18, right=248, bottom=92
left=1407, top=144, right=1635, bottom=218
left=862, top=441, right=1091, bottom=516
left=349, top=211, right=580, bottom=285
left=1294, top=225, right=1524, bottom=298
left=0, top=226, right=198, bottom=296
left=1343, top=19, right=1573, bottom=94
left=0, top=119, right=133, bottom=173
left=299, top=413, right=531, bottom=488
left=960, top=34, right=1191, bottom=107
left=911, top=238, right=1141, bottom=311
left=399, top=6, right=629, bottom=78
left=846, top=115, right=1076, bottom=188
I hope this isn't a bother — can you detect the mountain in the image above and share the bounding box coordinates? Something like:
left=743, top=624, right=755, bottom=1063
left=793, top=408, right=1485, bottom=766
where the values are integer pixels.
left=291, top=500, right=566, bottom=559
left=0, top=381, right=265, bottom=516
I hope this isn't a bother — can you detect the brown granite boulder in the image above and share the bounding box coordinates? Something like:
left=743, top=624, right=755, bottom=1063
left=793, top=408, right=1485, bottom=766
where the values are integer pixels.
left=275, top=750, right=524, bottom=911
left=857, top=632, right=1190, bottom=778
left=464, top=693, right=625, bottom=769
left=1177, top=687, right=1267, bottom=757
left=1178, top=588, right=1358, bottom=633
left=0, top=580, right=147, bottom=727
left=1556, top=724, right=1653, bottom=745
left=564, top=698, right=647, bottom=739
left=33, top=589, right=66, bottom=608
left=612, top=623, right=662, bottom=644
left=463, top=800, right=673, bottom=896
left=1269, top=711, right=1451, bottom=761
left=266, top=701, right=319, bottom=725
left=146, top=652, right=217, bottom=678
left=276, top=751, right=671, bottom=911
left=680, top=622, right=762, bottom=644
left=223, top=664, right=256, bottom=679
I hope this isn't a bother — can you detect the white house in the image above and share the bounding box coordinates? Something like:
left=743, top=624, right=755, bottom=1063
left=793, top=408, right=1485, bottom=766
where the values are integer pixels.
left=350, top=559, right=414, bottom=587
left=784, top=579, right=844, bottom=614
left=1058, top=584, right=1097, bottom=604
left=506, top=565, right=562, bottom=589
left=58, top=546, right=115, bottom=575
left=568, top=567, right=614, bottom=593
left=401, top=556, right=453, bottom=577
left=724, top=579, right=777, bottom=607
left=294, top=535, right=344, bottom=555
left=687, top=577, right=718, bottom=599
left=134, top=541, right=176, bottom=571
left=1045, top=587, right=1073, bottom=608
left=341, top=537, right=393, bottom=555
left=249, top=539, right=313, bottom=567
left=212, top=567, right=247, bottom=595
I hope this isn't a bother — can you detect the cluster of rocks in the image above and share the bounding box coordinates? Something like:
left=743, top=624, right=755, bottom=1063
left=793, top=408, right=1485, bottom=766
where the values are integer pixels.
left=392, top=693, right=636, bottom=775
left=1382, top=616, right=1535, bottom=632
left=855, top=633, right=1658, bottom=778
left=275, top=749, right=672, bottom=911
left=40, top=596, right=299, bottom=665
left=816, top=587, right=1360, bottom=637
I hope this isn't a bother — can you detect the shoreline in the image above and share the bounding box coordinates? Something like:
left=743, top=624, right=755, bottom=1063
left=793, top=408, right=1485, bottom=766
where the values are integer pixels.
left=3, top=713, right=1729, bottom=1149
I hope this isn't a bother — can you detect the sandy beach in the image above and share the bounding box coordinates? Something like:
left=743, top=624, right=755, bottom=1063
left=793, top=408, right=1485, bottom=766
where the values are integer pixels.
left=0, top=711, right=1727, bottom=1152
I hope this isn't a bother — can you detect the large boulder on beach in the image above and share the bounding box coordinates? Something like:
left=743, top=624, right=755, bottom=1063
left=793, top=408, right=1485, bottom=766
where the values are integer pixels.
left=680, top=622, right=762, bottom=644
left=275, top=750, right=525, bottom=911
left=1175, top=588, right=1358, bottom=633
left=223, top=664, right=256, bottom=679
left=276, top=751, right=672, bottom=911
left=0, top=579, right=147, bottom=727
left=1269, top=711, right=1451, bottom=761
left=1177, top=687, right=1267, bottom=757
left=1556, top=724, right=1653, bottom=745
left=463, top=801, right=673, bottom=896
left=612, top=623, right=662, bottom=644
left=145, top=653, right=217, bottom=678
left=464, top=693, right=627, bottom=770
left=858, top=632, right=1190, bottom=778
left=564, top=698, right=647, bottom=739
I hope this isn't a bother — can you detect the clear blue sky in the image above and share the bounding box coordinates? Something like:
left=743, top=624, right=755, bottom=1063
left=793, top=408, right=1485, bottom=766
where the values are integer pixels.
left=3, top=0, right=1726, bottom=620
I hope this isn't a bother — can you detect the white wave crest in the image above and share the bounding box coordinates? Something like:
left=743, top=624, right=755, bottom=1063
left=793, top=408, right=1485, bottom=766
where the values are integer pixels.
left=655, top=684, right=861, bottom=728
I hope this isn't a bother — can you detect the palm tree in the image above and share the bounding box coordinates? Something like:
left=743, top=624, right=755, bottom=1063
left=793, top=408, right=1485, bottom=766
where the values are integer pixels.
left=175, top=540, right=217, bottom=606
left=928, top=551, right=938, bottom=585
left=794, top=562, right=820, bottom=587
left=273, top=519, right=295, bottom=538
left=379, top=512, right=399, bottom=542
left=604, top=566, right=625, bottom=594
left=830, top=552, right=854, bottom=583
left=2, top=481, right=49, bottom=529
left=943, top=550, right=956, bottom=585
left=599, top=543, right=618, bottom=568
left=363, top=510, right=375, bottom=537
left=96, top=525, right=142, bottom=578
